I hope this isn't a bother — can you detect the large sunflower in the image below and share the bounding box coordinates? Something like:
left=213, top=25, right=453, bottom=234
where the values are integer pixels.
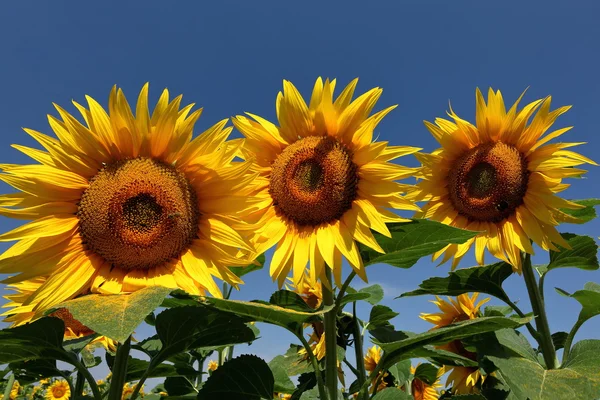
left=412, top=88, right=596, bottom=271
left=233, top=78, right=420, bottom=286
left=0, top=84, right=254, bottom=321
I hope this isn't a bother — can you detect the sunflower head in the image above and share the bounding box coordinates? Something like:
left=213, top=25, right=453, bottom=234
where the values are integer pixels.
left=233, top=78, right=420, bottom=287
left=46, top=380, right=70, bottom=400
left=446, top=367, right=484, bottom=395
left=364, top=345, right=383, bottom=372
left=286, top=271, right=323, bottom=309
left=413, top=88, right=596, bottom=272
left=207, top=360, right=218, bottom=372
left=0, top=84, right=254, bottom=322
left=420, top=293, right=490, bottom=329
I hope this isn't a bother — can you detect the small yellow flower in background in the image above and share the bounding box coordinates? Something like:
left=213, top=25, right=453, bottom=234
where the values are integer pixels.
left=121, top=382, right=144, bottom=400
left=445, top=366, right=484, bottom=395
left=420, top=293, right=489, bottom=329
left=233, top=78, right=420, bottom=288
left=410, top=364, right=444, bottom=400
left=411, top=88, right=596, bottom=271
left=364, top=345, right=382, bottom=372
left=46, top=380, right=70, bottom=400
left=207, top=360, right=219, bottom=372
left=298, top=329, right=326, bottom=361
left=40, top=379, right=50, bottom=386
left=0, top=84, right=255, bottom=323
left=286, top=272, right=323, bottom=309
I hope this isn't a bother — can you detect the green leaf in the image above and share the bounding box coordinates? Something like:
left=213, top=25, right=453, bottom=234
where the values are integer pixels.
left=58, top=285, right=172, bottom=343
left=62, top=334, right=99, bottom=354
left=106, top=354, right=197, bottom=381
left=371, top=387, right=412, bottom=399
left=8, top=360, right=67, bottom=384
left=291, top=372, right=317, bottom=399
left=339, top=291, right=372, bottom=307
left=484, top=305, right=514, bottom=317
left=268, top=345, right=313, bottom=377
left=269, top=290, right=317, bottom=313
left=0, top=317, right=74, bottom=364
left=400, top=262, right=513, bottom=302
left=488, top=339, right=600, bottom=400
left=269, top=362, right=296, bottom=394
left=367, top=305, right=399, bottom=330
left=230, top=253, right=265, bottom=278
left=131, top=335, right=162, bottom=358
left=387, top=359, right=411, bottom=386
left=413, top=363, right=439, bottom=386
left=207, top=296, right=331, bottom=333
left=560, top=199, right=600, bottom=223
left=474, top=329, right=538, bottom=363
left=164, top=376, right=196, bottom=396
left=546, top=234, right=599, bottom=272
left=551, top=332, right=569, bottom=351
left=153, top=305, right=255, bottom=365
left=556, top=282, right=600, bottom=329
left=400, top=346, right=477, bottom=368
left=80, top=347, right=101, bottom=368
left=374, top=316, right=529, bottom=369
left=342, top=284, right=384, bottom=307
left=197, top=354, right=274, bottom=400
left=359, top=219, right=478, bottom=268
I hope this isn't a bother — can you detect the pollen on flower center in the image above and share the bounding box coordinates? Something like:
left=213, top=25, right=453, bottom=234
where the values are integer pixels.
left=78, top=157, right=199, bottom=271
left=448, top=142, right=529, bottom=222
left=270, top=136, right=358, bottom=226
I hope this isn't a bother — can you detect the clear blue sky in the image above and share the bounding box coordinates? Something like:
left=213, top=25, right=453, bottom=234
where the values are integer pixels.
left=0, top=0, right=599, bottom=382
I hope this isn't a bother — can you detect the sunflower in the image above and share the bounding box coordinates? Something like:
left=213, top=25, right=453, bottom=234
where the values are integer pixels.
left=46, top=380, right=70, bottom=400
left=286, top=271, right=323, bottom=309
left=420, top=293, right=489, bottom=329
left=410, top=364, right=444, bottom=400
left=207, top=360, right=219, bottom=372
left=2, top=277, right=117, bottom=351
left=0, top=84, right=255, bottom=321
left=412, top=88, right=596, bottom=271
left=364, top=345, right=389, bottom=392
left=421, top=293, right=488, bottom=394
left=233, top=78, right=420, bottom=287
left=121, top=382, right=144, bottom=400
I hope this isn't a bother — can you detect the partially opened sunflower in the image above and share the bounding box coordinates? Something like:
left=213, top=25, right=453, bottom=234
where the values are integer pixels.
left=233, top=78, right=420, bottom=287
left=0, top=84, right=255, bottom=320
left=412, top=88, right=596, bottom=271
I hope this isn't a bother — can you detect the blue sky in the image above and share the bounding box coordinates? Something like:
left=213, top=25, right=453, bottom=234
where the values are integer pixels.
left=0, top=0, right=599, bottom=384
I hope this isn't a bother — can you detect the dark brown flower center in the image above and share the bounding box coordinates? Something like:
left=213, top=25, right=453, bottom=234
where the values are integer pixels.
left=78, top=157, right=199, bottom=270
left=448, top=142, right=529, bottom=222
left=50, top=308, right=95, bottom=337
left=270, top=136, right=358, bottom=226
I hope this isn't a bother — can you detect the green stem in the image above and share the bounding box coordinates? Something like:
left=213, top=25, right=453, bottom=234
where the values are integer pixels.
left=539, top=272, right=547, bottom=302
left=66, top=377, right=76, bottom=400
left=323, top=267, right=338, bottom=400
left=297, top=331, right=328, bottom=400
left=196, top=356, right=205, bottom=386
left=503, top=296, right=540, bottom=340
left=74, top=367, right=85, bottom=398
left=522, top=253, right=557, bottom=369
left=562, top=318, right=584, bottom=363
left=129, top=365, right=152, bottom=400
left=72, top=359, right=102, bottom=400
left=3, top=375, right=15, bottom=400
left=334, top=271, right=357, bottom=311
left=108, top=336, right=132, bottom=400
left=227, top=345, right=235, bottom=361
left=352, top=302, right=368, bottom=400
left=343, top=358, right=360, bottom=378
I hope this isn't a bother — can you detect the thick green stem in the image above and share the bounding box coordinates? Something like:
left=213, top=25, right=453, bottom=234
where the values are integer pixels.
left=3, top=375, right=15, bottom=400
left=297, top=331, right=328, bottom=400
left=352, top=302, right=368, bottom=400
left=323, top=267, right=338, bottom=400
left=108, top=336, right=132, bottom=400
left=72, top=359, right=102, bottom=400
left=74, top=367, right=85, bottom=398
left=522, top=254, right=557, bottom=369
left=562, top=318, right=584, bottom=363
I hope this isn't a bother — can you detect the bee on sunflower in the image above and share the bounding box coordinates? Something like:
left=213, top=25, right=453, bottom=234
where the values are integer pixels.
left=233, top=78, right=420, bottom=287
left=0, top=84, right=256, bottom=322
left=411, top=88, right=596, bottom=271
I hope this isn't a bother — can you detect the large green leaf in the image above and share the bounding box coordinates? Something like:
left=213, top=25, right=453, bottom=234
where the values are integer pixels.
left=164, top=376, right=196, bottom=396
left=269, top=290, right=318, bottom=313
left=556, top=282, right=600, bottom=328
left=206, top=296, right=331, bottom=333
left=197, top=355, right=274, bottom=400
left=58, top=286, right=172, bottom=342
left=560, top=199, right=600, bottom=223
left=106, top=354, right=197, bottom=381
left=269, top=362, right=296, bottom=394
left=371, top=388, right=412, bottom=399
left=400, top=262, right=513, bottom=303
left=153, top=305, right=255, bottom=365
left=359, top=219, right=478, bottom=268
left=387, top=359, right=411, bottom=387
left=267, top=345, right=313, bottom=378
left=0, top=317, right=73, bottom=364
left=343, top=284, right=385, bottom=306
left=488, top=340, right=600, bottom=399
left=373, top=316, right=528, bottom=369
left=545, top=234, right=599, bottom=272
left=367, top=305, right=399, bottom=330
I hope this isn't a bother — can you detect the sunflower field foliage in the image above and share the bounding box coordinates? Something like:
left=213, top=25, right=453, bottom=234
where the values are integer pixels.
left=0, top=80, right=598, bottom=400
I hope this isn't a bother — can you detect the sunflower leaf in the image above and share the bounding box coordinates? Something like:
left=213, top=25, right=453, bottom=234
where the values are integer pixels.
left=58, top=285, right=173, bottom=343
left=546, top=233, right=599, bottom=272
left=105, top=354, right=198, bottom=381
left=399, top=262, right=513, bottom=303
left=360, top=219, right=478, bottom=268
left=555, top=282, right=600, bottom=331
left=373, top=316, right=529, bottom=370
left=371, top=388, right=412, bottom=399
left=560, top=198, right=600, bottom=223
left=153, top=305, right=255, bottom=365
left=413, top=362, right=439, bottom=385
left=367, top=305, right=399, bottom=330
left=487, top=340, right=600, bottom=400
left=197, top=354, right=274, bottom=400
